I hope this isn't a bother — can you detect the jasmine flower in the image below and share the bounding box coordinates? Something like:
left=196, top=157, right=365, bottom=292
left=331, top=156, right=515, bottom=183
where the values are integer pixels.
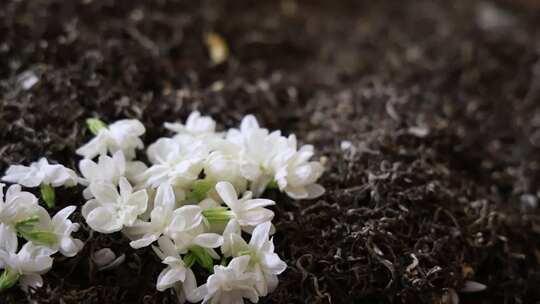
left=0, top=224, right=54, bottom=292
left=219, top=221, right=286, bottom=296
left=2, top=158, right=78, bottom=188
left=152, top=236, right=204, bottom=303
left=273, top=135, right=325, bottom=199
left=201, top=255, right=259, bottom=304
left=215, top=181, right=275, bottom=230
left=0, top=184, right=41, bottom=227
left=141, top=138, right=208, bottom=191
left=125, top=183, right=177, bottom=249
left=82, top=177, right=148, bottom=233
left=76, top=119, right=145, bottom=160
left=79, top=151, right=147, bottom=199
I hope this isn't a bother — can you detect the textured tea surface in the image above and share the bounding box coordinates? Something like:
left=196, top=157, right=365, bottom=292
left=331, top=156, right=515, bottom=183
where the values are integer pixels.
left=1, top=0, right=540, bottom=303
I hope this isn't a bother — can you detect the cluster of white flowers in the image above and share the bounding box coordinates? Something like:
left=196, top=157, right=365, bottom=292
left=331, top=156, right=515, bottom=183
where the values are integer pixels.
left=0, top=112, right=324, bottom=303
left=0, top=182, right=83, bottom=292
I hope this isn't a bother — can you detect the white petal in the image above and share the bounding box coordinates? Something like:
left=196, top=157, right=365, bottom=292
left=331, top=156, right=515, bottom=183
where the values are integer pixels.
left=60, top=237, right=84, bottom=257
left=129, top=234, right=159, bottom=249
left=249, top=222, right=271, bottom=250
left=193, top=233, right=223, bottom=249
left=304, top=184, right=325, bottom=199
left=118, top=177, right=133, bottom=200
left=284, top=186, right=308, bottom=199
left=52, top=206, right=76, bottom=227
left=184, top=269, right=205, bottom=303
left=81, top=199, right=100, bottom=219
left=90, top=182, right=119, bottom=204
left=244, top=199, right=275, bottom=210
left=215, top=182, right=238, bottom=208
left=0, top=224, right=17, bottom=253
left=155, top=183, right=176, bottom=211
left=86, top=206, right=122, bottom=233
left=76, top=133, right=108, bottom=159
left=157, top=267, right=187, bottom=291
left=240, top=115, right=260, bottom=132
left=228, top=255, right=251, bottom=273
left=261, top=252, right=287, bottom=274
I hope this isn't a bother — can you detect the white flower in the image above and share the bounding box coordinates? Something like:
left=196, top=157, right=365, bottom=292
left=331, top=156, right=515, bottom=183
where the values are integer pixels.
left=0, top=223, right=53, bottom=292
left=166, top=205, right=223, bottom=259
left=273, top=135, right=325, bottom=199
left=82, top=177, right=148, bottom=233
left=0, top=184, right=40, bottom=226
left=215, top=182, right=275, bottom=229
left=76, top=119, right=145, bottom=160
left=141, top=138, right=208, bottom=190
left=226, top=115, right=291, bottom=197
left=79, top=151, right=147, bottom=199
left=201, top=255, right=259, bottom=304
left=152, top=237, right=202, bottom=301
left=2, top=158, right=78, bottom=188
left=221, top=221, right=286, bottom=296
left=125, top=183, right=177, bottom=249
left=204, top=151, right=247, bottom=193
left=165, top=111, right=217, bottom=137
left=30, top=206, right=84, bottom=257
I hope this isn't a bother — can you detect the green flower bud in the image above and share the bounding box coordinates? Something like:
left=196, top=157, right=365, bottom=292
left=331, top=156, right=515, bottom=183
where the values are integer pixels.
left=86, top=118, right=107, bottom=135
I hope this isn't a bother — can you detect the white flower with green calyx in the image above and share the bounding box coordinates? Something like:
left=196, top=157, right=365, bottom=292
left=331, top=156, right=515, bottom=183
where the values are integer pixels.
left=152, top=236, right=205, bottom=303
left=2, top=158, right=79, bottom=208
left=79, top=151, right=147, bottom=199
left=0, top=184, right=41, bottom=227
left=165, top=216, right=223, bottom=272
left=77, top=118, right=146, bottom=160
left=200, top=255, right=259, bottom=304
left=214, top=181, right=275, bottom=231
left=0, top=223, right=54, bottom=292
left=220, top=220, right=286, bottom=296
left=82, top=177, right=148, bottom=234
left=125, top=183, right=177, bottom=249
left=14, top=206, right=84, bottom=257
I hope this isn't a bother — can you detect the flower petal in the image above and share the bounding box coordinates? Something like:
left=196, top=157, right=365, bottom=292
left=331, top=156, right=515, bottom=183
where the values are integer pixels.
left=90, top=182, right=119, bottom=204
left=249, top=222, right=271, bottom=250
left=215, top=182, right=238, bottom=208
left=193, top=233, right=223, bottom=249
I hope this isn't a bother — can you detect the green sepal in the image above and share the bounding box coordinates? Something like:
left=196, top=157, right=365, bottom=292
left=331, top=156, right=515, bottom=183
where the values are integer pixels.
left=267, top=179, right=279, bottom=189
left=189, top=246, right=214, bottom=273
left=202, top=207, right=233, bottom=223
left=86, top=118, right=107, bottom=135
left=220, top=256, right=230, bottom=266
left=0, top=269, right=20, bottom=292
left=15, top=216, right=40, bottom=232
left=21, top=231, right=58, bottom=247
left=183, top=253, right=196, bottom=268
left=186, top=180, right=213, bottom=202
left=40, top=184, right=55, bottom=208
